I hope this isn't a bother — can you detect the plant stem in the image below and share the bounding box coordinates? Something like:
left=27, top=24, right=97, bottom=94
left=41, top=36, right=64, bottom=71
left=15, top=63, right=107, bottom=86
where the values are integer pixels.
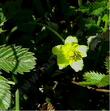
left=15, top=89, right=20, bottom=111
left=72, top=81, right=110, bottom=93
left=46, top=25, right=65, bottom=43
left=23, top=20, right=65, bottom=43
left=103, top=22, right=108, bottom=32
left=97, top=16, right=101, bottom=26
left=36, top=22, right=65, bottom=43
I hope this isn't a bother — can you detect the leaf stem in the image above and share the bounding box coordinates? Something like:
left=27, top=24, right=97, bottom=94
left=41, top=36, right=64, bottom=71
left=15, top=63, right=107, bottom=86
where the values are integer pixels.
left=72, top=81, right=110, bottom=93
left=15, top=89, right=20, bottom=111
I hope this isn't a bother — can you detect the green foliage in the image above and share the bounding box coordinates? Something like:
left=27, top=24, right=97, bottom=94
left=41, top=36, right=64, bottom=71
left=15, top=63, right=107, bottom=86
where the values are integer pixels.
left=80, top=72, right=109, bottom=87
left=0, top=8, right=6, bottom=24
left=105, top=57, right=110, bottom=73
left=79, top=0, right=107, bottom=16
left=79, top=0, right=109, bottom=33
left=0, top=45, right=36, bottom=74
left=0, top=76, right=11, bottom=110
left=52, top=36, right=88, bottom=72
left=0, top=8, right=6, bottom=33
left=0, top=0, right=109, bottom=110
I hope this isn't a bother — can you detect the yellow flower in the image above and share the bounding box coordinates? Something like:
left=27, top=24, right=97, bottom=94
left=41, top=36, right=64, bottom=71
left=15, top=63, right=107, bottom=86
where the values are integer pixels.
left=52, top=36, right=88, bottom=72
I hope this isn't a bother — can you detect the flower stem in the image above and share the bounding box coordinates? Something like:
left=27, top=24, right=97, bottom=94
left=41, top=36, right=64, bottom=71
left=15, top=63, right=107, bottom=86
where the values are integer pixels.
left=37, top=22, right=65, bottom=43
left=46, top=25, right=65, bottom=43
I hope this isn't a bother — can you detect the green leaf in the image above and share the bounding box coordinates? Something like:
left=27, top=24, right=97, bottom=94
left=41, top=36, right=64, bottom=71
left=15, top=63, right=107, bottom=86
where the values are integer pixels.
left=98, top=75, right=109, bottom=87
left=0, top=45, right=36, bottom=74
left=79, top=0, right=107, bottom=16
left=87, top=35, right=96, bottom=46
left=91, top=7, right=104, bottom=16
left=80, top=72, right=109, bottom=87
left=0, top=8, right=6, bottom=25
left=87, top=35, right=100, bottom=50
left=0, top=76, right=11, bottom=109
left=0, top=28, right=7, bottom=33
left=105, top=57, right=110, bottom=73
left=102, top=14, right=109, bottom=23
left=79, top=6, right=89, bottom=13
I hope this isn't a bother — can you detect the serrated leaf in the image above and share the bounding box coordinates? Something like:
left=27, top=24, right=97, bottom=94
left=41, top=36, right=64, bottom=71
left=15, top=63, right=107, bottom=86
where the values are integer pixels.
left=0, top=45, right=36, bottom=74
left=105, top=57, right=110, bottom=73
left=97, top=75, right=109, bottom=87
left=84, top=72, right=105, bottom=82
left=80, top=72, right=109, bottom=87
left=0, top=76, right=11, bottom=110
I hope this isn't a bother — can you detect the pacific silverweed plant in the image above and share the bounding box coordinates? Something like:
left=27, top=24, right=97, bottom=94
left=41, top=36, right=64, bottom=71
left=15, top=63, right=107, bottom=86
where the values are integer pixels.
left=0, top=0, right=109, bottom=110
left=52, top=36, right=109, bottom=88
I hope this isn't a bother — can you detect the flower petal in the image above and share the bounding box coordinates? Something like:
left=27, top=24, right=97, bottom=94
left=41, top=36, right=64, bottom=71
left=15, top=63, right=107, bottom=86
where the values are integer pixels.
left=52, top=45, right=63, bottom=55
left=70, top=59, right=84, bottom=72
left=57, top=54, right=69, bottom=69
left=58, top=63, right=69, bottom=69
left=65, top=36, right=78, bottom=44
left=52, top=45, right=70, bottom=69
left=78, top=45, right=88, bottom=57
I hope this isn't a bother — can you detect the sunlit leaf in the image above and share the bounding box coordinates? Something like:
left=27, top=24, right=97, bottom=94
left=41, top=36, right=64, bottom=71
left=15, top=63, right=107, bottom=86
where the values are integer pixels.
left=102, top=14, right=109, bottom=23
left=80, top=72, right=109, bottom=87
left=0, top=45, right=36, bottom=74
left=0, top=76, right=11, bottom=109
left=91, top=7, right=104, bottom=16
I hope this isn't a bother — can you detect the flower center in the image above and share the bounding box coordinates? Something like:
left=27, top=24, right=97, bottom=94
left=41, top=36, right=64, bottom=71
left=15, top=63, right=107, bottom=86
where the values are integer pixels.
left=62, top=43, right=82, bottom=62
left=69, top=51, right=82, bottom=61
